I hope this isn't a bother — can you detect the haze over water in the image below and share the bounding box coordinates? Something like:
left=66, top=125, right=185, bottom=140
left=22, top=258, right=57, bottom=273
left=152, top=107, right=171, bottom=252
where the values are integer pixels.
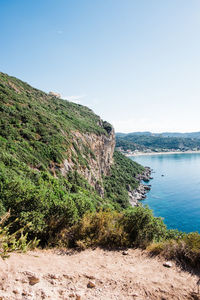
left=131, top=153, right=200, bottom=233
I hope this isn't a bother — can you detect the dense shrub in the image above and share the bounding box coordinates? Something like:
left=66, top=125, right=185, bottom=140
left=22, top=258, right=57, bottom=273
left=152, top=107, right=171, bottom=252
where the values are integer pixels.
left=71, top=210, right=127, bottom=249
left=55, top=207, right=169, bottom=249
left=122, top=206, right=167, bottom=247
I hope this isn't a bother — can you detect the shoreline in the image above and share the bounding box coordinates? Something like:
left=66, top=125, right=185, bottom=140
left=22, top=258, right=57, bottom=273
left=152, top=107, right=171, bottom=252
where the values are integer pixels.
left=125, top=150, right=200, bottom=157
left=129, top=167, right=152, bottom=207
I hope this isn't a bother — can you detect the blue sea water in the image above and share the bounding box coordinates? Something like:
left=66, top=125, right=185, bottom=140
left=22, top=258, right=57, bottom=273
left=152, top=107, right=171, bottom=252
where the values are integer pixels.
left=130, top=153, right=200, bottom=233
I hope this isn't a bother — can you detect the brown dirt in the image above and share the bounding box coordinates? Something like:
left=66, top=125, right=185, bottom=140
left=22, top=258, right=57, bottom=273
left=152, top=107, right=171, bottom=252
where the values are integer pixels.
left=0, top=248, right=199, bottom=300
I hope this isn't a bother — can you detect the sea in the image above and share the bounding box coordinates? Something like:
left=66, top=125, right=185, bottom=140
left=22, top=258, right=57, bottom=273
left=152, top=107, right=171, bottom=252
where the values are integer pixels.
left=131, top=153, right=200, bottom=233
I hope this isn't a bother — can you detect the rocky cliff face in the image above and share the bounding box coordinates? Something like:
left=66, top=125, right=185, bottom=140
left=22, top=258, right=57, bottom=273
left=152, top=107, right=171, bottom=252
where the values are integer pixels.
left=61, top=128, right=115, bottom=196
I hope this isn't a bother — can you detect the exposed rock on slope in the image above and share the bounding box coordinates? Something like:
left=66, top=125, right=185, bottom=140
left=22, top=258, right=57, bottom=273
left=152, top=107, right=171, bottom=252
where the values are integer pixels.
left=128, top=167, right=152, bottom=206
left=61, top=128, right=115, bottom=196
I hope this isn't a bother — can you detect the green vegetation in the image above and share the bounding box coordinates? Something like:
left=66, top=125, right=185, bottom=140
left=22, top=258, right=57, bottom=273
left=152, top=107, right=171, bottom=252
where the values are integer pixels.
left=148, top=232, right=200, bottom=269
left=0, top=211, right=39, bottom=258
left=116, top=137, right=144, bottom=152
left=1, top=72, right=200, bottom=271
left=0, top=71, right=109, bottom=171
left=116, top=133, right=200, bottom=152
left=103, top=151, right=144, bottom=208
left=53, top=208, right=200, bottom=270
left=0, top=72, right=142, bottom=245
left=53, top=207, right=168, bottom=249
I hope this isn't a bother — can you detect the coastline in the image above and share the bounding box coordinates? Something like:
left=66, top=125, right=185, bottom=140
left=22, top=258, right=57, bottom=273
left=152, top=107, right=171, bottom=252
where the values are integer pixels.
left=125, top=150, right=200, bottom=157
left=128, top=150, right=200, bottom=207
left=129, top=167, right=152, bottom=207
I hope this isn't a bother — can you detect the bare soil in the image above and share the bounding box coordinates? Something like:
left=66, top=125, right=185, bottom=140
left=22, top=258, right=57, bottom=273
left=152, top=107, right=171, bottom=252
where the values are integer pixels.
left=0, top=248, right=199, bottom=300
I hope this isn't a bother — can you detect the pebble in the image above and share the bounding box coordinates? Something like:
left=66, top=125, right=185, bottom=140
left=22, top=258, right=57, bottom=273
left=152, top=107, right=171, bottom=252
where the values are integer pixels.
left=47, top=273, right=59, bottom=279
left=122, top=251, right=129, bottom=256
left=87, top=280, right=96, bottom=288
left=163, top=261, right=173, bottom=268
left=23, top=271, right=40, bottom=285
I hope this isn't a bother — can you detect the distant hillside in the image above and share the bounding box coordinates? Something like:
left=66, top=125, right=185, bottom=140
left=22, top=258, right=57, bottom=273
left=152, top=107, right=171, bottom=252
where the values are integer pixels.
left=117, top=131, right=200, bottom=139
left=162, top=132, right=200, bottom=139
left=116, top=132, right=200, bottom=152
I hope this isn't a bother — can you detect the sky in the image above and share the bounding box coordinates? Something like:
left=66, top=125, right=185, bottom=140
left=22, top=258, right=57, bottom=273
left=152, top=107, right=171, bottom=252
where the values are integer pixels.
left=1, top=0, right=200, bottom=133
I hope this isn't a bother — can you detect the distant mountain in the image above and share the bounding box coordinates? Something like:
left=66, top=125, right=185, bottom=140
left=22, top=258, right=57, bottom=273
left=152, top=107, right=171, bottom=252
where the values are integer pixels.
left=116, top=131, right=200, bottom=152
left=161, top=132, right=200, bottom=139
left=116, top=131, right=200, bottom=139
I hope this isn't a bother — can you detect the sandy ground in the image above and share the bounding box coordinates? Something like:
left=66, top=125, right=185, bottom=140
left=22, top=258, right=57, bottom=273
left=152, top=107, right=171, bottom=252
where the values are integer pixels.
left=125, top=150, right=200, bottom=157
left=0, top=248, right=199, bottom=300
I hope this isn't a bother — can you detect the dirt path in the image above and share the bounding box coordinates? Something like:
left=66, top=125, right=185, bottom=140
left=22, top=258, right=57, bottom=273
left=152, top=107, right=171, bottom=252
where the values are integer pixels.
left=0, top=248, right=199, bottom=300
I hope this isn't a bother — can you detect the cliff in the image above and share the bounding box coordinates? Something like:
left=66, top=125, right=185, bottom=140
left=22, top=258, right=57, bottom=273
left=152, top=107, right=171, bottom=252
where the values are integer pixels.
left=61, top=128, right=115, bottom=196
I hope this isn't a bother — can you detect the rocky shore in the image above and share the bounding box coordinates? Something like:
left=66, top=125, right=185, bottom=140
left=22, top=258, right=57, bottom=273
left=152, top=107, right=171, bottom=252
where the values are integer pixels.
left=129, top=167, right=153, bottom=207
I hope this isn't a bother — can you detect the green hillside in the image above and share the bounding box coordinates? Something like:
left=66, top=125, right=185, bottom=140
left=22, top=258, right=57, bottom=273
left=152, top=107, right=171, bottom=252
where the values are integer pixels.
left=0, top=72, right=144, bottom=243
left=116, top=133, right=200, bottom=152
left=0, top=71, right=111, bottom=169
left=1, top=72, right=200, bottom=271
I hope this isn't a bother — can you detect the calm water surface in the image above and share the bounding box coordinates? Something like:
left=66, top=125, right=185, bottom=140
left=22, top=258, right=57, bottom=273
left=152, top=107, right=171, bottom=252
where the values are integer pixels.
left=131, top=153, right=200, bottom=233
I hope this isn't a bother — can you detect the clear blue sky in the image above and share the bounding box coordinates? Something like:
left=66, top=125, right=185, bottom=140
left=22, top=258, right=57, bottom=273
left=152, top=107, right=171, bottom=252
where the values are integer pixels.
left=1, top=0, right=200, bottom=133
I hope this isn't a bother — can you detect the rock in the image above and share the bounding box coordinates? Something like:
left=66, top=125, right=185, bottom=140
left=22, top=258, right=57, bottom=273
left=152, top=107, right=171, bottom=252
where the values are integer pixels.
left=61, top=128, right=115, bottom=197
left=143, top=177, right=150, bottom=182
left=76, top=291, right=84, bottom=300
left=84, top=274, right=95, bottom=280
left=23, top=271, right=40, bottom=285
left=122, top=251, right=129, bottom=256
left=22, top=290, right=28, bottom=296
left=129, top=181, right=152, bottom=206
left=49, top=91, right=61, bottom=98
left=163, top=261, right=173, bottom=268
left=87, top=280, right=96, bottom=288
left=144, top=185, right=151, bottom=191
left=37, top=289, right=47, bottom=299
left=13, top=289, right=20, bottom=294
left=47, top=273, right=59, bottom=279
left=131, top=292, right=139, bottom=297
left=58, top=289, right=65, bottom=295
left=49, top=279, right=56, bottom=285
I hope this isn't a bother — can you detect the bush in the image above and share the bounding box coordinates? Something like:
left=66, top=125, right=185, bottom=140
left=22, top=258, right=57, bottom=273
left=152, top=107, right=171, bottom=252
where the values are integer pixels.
left=56, top=206, right=168, bottom=249
left=147, top=232, right=200, bottom=269
left=123, top=206, right=167, bottom=247
left=58, top=209, right=128, bottom=249
left=0, top=212, right=39, bottom=259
